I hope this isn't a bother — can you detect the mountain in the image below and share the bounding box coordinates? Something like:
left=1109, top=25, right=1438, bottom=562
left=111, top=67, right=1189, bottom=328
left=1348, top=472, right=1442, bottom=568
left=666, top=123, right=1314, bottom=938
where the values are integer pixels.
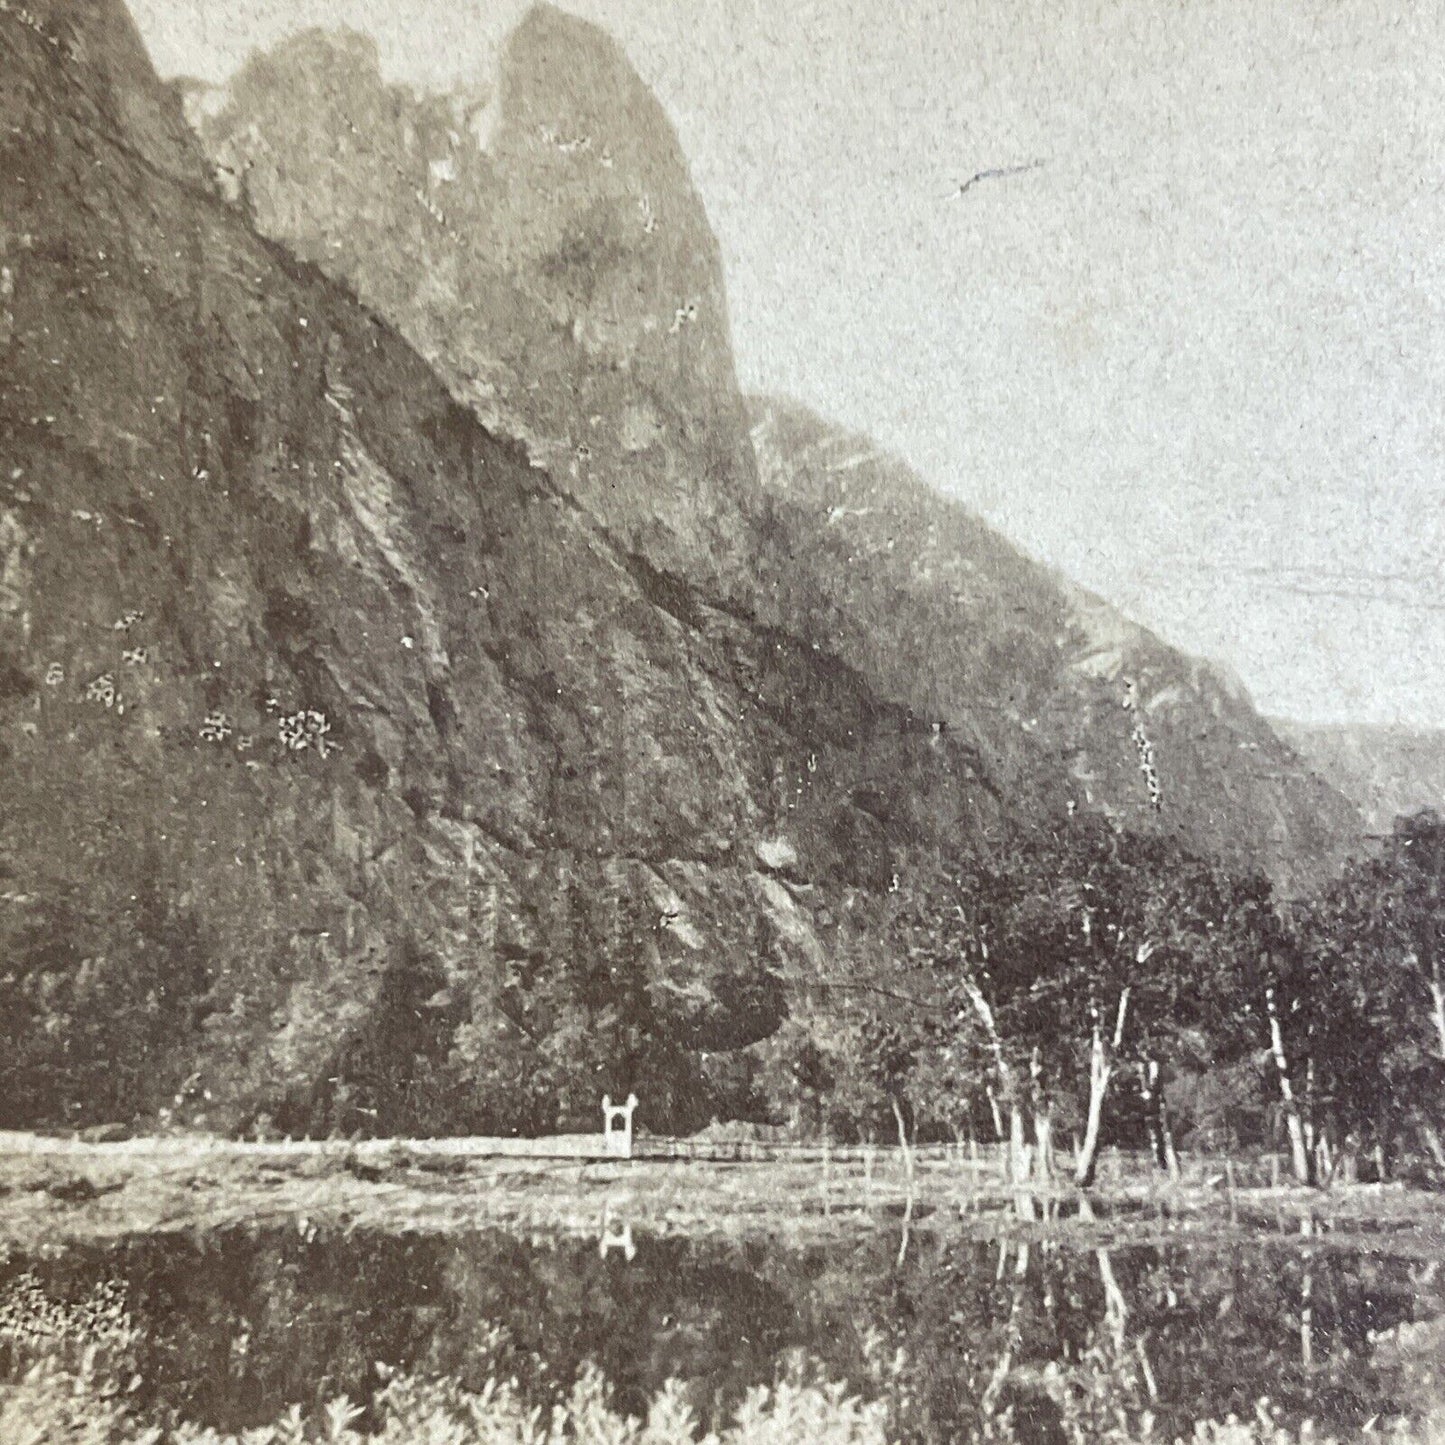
left=1, top=0, right=1360, bottom=1137
left=746, top=399, right=1362, bottom=893
left=0, top=0, right=1015, bottom=1135
left=1272, top=721, right=1445, bottom=835
left=177, top=7, right=757, bottom=597
left=176, top=16, right=1359, bottom=895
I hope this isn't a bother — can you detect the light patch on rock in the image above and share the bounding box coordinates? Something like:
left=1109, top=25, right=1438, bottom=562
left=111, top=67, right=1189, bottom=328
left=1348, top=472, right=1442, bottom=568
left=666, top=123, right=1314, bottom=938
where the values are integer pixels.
left=270, top=971, right=375, bottom=1087
left=642, top=869, right=685, bottom=920
left=618, top=402, right=664, bottom=454
left=1063, top=582, right=1148, bottom=655
left=660, top=912, right=704, bottom=950
left=1072, top=647, right=1123, bottom=681
left=466, top=87, right=503, bottom=152
left=0, top=263, right=13, bottom=347
left=337, top=430, right=448, bottom=670
left=753, top=836, right=798, bottom=872
left=180, top=81, right=232, bottom=128
left=0, top=509, right=33, bottom=644
left=750, top=873, right=826, bottom=967
left=208, top=570, right=256, bottom=635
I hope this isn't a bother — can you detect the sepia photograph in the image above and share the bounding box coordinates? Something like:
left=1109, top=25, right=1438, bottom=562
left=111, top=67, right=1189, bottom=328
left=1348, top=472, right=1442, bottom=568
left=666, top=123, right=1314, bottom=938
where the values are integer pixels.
left=2, top=0, right=1444, bottom=1439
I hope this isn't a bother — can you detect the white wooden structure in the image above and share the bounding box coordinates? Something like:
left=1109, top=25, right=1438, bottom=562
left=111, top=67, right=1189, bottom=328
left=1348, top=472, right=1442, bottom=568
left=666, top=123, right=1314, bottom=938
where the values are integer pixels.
left=601, top=1093, right=638, bottom=1158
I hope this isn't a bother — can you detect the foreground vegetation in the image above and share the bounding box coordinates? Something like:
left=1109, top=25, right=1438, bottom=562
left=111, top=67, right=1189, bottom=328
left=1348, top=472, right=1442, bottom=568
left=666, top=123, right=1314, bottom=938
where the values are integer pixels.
left=2, top=1364, right=889, bottom=1445
left=4, top=1358, right=1442, bottom=1445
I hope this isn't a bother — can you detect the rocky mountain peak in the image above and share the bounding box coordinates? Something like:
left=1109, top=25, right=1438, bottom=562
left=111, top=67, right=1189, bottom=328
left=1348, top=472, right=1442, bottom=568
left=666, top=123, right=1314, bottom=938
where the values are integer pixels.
left=181, top=4, right=757, bottom=594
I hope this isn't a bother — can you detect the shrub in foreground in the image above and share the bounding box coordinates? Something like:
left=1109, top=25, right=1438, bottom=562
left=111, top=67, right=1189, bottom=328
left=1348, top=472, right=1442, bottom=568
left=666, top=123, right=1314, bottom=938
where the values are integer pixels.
left=6, top=1364, right=1445, bottom=1445
left=0, top=1362, right=888, bottom=1445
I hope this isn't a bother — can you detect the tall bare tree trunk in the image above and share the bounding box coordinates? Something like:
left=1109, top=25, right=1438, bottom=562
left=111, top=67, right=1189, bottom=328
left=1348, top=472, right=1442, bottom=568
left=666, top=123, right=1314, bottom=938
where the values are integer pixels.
left=966, top=980, right=1032, bottom=1184
left=1160, top=1099, right=1181, bottom=1183
left=1076, top=1028, right=1110, bottom=1188
left=1303, top=1055, right=1318, bottom=1163
left=891, top=1093, right=915, bottom=1184
left=894, top=1097, right=915, bottom=1268
left=1415, top=1112, right=1445, bottom=1170
left=1034, top=1111, right=1055, bottom=1183
left=1266, top=985, right=1313, bottom=1185
left=1314, top=1118, right=1335, bottom=1188
left=1299, top=1216, right=1315, bottom=1369
left=1138, top=1058, right=1181, bottom=1181
left=985, top=1085, right=1005, bottom=1142
left=1008, top=1105, right=1032, bottom=1185
left=1430, top=956, right=1445, bottom=1062
left=1030, top=1046, right=1054, bottom=1182
left=1138, top=1059, right=1166, bottom=1171
left=1076, top=989, right=1129, bottom=1188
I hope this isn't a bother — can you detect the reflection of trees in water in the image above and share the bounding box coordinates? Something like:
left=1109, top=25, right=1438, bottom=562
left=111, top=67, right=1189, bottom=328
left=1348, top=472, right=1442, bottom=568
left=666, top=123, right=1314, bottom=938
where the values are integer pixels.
left=841, top=1220, right=1440, bottom=1442
left=0, top=1223, right=1439, bottom=1442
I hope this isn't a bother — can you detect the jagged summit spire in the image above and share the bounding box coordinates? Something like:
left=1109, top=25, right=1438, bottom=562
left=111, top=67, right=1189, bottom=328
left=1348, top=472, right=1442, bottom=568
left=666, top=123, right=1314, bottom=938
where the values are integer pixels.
left=183, top=4, right=759, bottom=592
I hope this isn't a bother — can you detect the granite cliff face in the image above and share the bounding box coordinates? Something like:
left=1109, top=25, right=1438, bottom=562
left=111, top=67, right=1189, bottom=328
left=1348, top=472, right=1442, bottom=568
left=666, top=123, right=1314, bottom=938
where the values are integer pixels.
left=1, top=1, right=1360, bottom=1135
left=1, top=0, right=1010, bottom=1133
left=747, top=400, right=1361, bottom=892
left=180, top=15, right=1359, bottom=894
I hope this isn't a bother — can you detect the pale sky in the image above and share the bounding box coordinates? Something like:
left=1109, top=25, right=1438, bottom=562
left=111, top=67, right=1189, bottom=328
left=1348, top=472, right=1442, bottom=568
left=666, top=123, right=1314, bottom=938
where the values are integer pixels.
left=131, top=0, right=1445, bottom=727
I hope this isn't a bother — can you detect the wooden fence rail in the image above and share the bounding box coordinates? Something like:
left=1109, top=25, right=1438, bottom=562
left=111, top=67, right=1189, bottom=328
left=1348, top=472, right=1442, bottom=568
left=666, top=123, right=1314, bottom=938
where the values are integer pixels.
left=632, top=1137, right=1300, bottom=1186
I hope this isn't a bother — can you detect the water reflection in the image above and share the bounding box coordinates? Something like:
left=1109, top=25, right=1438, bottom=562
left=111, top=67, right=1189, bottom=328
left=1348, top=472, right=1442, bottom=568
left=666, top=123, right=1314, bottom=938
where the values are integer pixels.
left=599, top=1201, right=637, bottom=1262
left=0, top=1215, right=1439, bottom=1442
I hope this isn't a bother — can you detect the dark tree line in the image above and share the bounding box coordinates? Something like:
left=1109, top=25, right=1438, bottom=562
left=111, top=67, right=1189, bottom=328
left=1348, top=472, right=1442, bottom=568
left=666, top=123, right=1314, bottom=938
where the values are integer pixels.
left=5, top=792, right=1445, bottom=1167
left=759, top=809, right=1445, bottom=1187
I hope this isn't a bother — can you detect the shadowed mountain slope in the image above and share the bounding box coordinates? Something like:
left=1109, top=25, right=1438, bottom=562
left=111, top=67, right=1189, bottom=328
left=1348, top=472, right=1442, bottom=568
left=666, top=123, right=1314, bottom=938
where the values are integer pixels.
left=747, top=398, right=1361, bottom=893
left=1, top=0, right=1017, bottom=1134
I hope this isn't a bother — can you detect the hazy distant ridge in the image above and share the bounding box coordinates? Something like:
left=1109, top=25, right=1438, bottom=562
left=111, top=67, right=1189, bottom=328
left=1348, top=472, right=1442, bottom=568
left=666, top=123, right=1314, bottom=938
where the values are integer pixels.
left=1272, top=720, right=1445, bottom=833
